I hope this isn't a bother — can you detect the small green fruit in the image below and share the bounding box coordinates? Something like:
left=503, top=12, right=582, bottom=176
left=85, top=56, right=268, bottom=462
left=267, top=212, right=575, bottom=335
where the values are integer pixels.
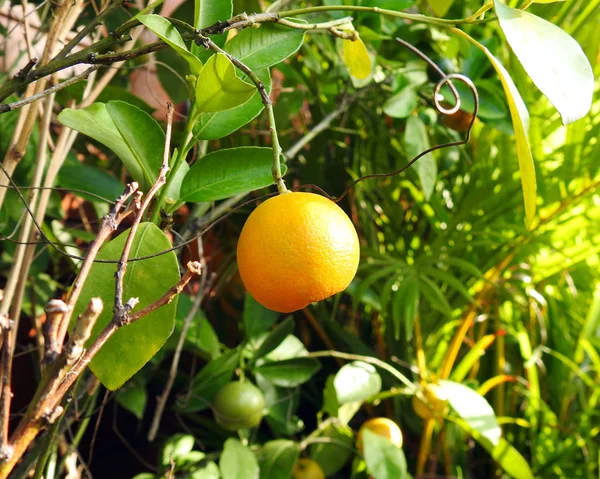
left=212, top=381, right=265, bottom=431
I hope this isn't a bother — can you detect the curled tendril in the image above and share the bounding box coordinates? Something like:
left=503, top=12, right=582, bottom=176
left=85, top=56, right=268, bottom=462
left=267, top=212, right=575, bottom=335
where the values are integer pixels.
left=1, top=39, right=479, bottom=265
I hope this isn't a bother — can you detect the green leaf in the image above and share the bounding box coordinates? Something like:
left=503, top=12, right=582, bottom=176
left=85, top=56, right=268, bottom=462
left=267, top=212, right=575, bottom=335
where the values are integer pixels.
left=161, top=434, right=195, bottom=467
left=334, top=361, right=382, bottom=404
left=181, top=147, right=284, bottom=202
left=362, top=429, right=408, bottom=479
left=71, top=223, right=179, bottom=390
left=322, top=375, right=338, bottom=417
left=191, top=462, right=220, bottom=479
left=57, top=161, right=124, bottom=202
left=174, top=294, right=220, bottom=359
left=383, top=86, right=417, bottom=118
left=438, top=380, right=501, bottom=445
left=494, top=1, right=593, bottom=125
left=138, top=15, right=203, bottom=74
left=244, top=292, right=279, bottom=338
left=219, top=438, right=259, bottom=479
left=258, top=440, right=300, bottom=479
left=115, top=380, right=147, bottom=419
left=164, top=159, right=189, bottom=207
left=393, top=275, right=419, bottom=341
left=257, top=376, right=303, bottom=435
left=223, top=22, right=305, bottom=70
left=440, top=381, right=534, bottom=479
left=254, top=357, right=321, bottom=387
left=418, top=274, right=452, bottom=316
left=195, top=53, right=256, bottom=113
left=428, top=0, right=454, bottom=16
left=309, top=424, right=354, bottom=476
left=182, top=348, right=240, bottom=411
left=457, top=30, right=536, bottom=227
left=106, top=101, right=166, bottom=191
left=192, top=0, right=232, bottom=61
left=404, top=115, right=436, bottom=200
left=252, top=317, right=295, bottom=361
left=194, top=68, right=271, bottom=140
left=58, top=103, right=165, bottom=191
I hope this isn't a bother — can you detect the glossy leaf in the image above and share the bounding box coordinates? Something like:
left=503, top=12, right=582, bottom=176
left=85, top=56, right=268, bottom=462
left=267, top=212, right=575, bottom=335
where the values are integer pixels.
left=191, top=462, right=220, bottom=479
left=57, top=161, right=124, bottom=202
left=58, top=103, right=164, bottom=191
left=495, top=1, right=593, bottom=125
left=258, top=440, right=299, bottom=479
left=309, top=424, right=354, bottom=475
left=195, top=53, right=256, bottom=113
left=192, top=0, right=232, bottom=61
left=163, top=159, right=189, bottom=207
left=138, top=15, right=203, bottom=74
left=363, top=429, right=408, bottom=479
left=257, top=376, right=303, bottom=436
left=405, top=115, right=437, bottom=200
left=220, top=439, right=259, bottom=479
left=383, top=86, right=417, bottom=118
left=194, top=68, right=271, bottom=140
left=181, top=147, right=284, bottom=202
left=334, top=361, right=382, bottom=404
left=244, top=292, right=279, bottom=339
left=115, top=380, right=147, bottom=419
left=71, top=223, right=179, bottom=390
left=181, top=348, right=240, bottom=411
left=262, top=335, right=307, bottom=362
left=106, top=101, right=166, bottom=191
left=470, top=39, right=537, bottom=228
left=161, top=434, right=196, bottom=467
left=254, top=357, right=321, bottom=387
left=223, top=22, right=305, bottom=70
left=342, top=35, right=372, bottom=80
left=252, top=316, right=295, bottom=361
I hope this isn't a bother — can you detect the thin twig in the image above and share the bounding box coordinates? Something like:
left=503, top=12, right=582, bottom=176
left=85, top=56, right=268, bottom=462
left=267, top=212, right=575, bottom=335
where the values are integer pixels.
left=0, top=67, right=97, bottom=113
left=147, top=246, right=206, bottom=441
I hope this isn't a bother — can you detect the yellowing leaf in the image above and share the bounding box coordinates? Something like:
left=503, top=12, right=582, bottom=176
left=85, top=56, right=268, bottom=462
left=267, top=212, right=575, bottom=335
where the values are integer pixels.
left=495, top=1, right=593, bottom=125
left=343, top=35, right=371, bottom=80
left=195, top=53, right=257, bottom=113
left=452, top=28, right=536, bottom=228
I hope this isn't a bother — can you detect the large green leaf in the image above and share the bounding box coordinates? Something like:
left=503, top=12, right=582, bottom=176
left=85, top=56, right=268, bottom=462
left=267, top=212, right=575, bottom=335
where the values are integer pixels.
left=192, top=0, right=232, bottom=61
left=181, top=348, right=240, bottom=412
left=334, top=361, right=382, bottom=404
left=404, top=115, right=436, bottom=200
left=106, top=101, right=166, bottom=191
left=363, top=429, right=408, bottom=479
left=71, top=223, right=179, bottom=390
left=194, top=69, right=271, bottom=140
left=452, top=29, right=537, bottom=227
left=58, top=103, right=164, bottom=191
left=243, top=292, right=279, bottom=339
left=223, top=22, right=305, bottom=70
left=181, top=147, right=284, bottom=202
left=494, top=1, right=593, bottom=125
left=138, top=15, right=203, bottom=74
left=258, top=440, right=299, bottom=479
left=195, top=53, right=256, bottom=113
left=439, top=380, right=534, bottom=479
left=454, top=30, right=536, bottom=227
left=254, top=357, right=321, bottom=387
left=252, top=316, right=295, bottom=361
left=309, top=424, right=354, bottom=476
left=57, top=160, right=124, bottom=202
left=220, top=439, right=259, bottom=479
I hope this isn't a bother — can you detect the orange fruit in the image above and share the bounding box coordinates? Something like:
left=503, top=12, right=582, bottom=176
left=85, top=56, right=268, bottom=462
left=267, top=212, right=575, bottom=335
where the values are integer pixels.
left=237, top=192, right=360, bottom=313
left=356, top=417, right=403, bottom=453
left=412, top=383, right=449, bottom=420
left=292, top=458, right=326, bottom=479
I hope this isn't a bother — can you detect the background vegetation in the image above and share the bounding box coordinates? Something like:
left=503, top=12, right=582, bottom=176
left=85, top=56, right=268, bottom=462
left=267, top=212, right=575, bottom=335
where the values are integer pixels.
left=0, top=0, right=598, bottom=478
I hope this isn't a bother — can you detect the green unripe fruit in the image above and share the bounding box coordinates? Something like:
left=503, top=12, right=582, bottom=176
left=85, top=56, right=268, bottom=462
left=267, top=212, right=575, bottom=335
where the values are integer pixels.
left=212, top=381, right=265, bottom=431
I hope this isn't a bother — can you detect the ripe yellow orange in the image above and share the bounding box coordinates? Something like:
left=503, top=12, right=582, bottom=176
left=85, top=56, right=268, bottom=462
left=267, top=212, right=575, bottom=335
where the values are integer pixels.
left=292, top=458, right=326, bottom=479
left=356, top=417, right=403, bottom=453
left=237, top=192, right=360, bottom=313
left=412, top=383, right=449, bottom=420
